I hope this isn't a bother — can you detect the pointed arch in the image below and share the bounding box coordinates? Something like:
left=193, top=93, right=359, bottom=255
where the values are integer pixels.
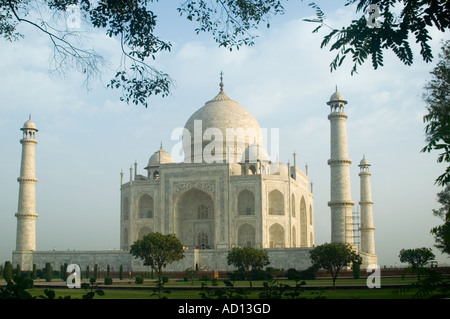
left=122, top=228, right=129, bottom=250
left=269, top=223, right=285, bottom=248
left=122, top=197, right=129, bottom=220
left=238, top=223, right=255, bottom=247
left=268, top=190, right=284, bottom=215
left=238, top=189, right=255, bottom=215
left=300, top=196, right=307, bottom=247
left=138, top=227, right=152, bottom=240
left=197, top=230, right=209, bottom=248
left=292, top=226, right=296, bottom=247
left=175, top=187, right=214, bottom=248
left=138, top=194, right=154, bottom=218
left=291, top=193, right=296, bottom=217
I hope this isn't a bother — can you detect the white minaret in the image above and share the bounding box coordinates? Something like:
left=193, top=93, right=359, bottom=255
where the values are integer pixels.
left=327, top=88, right=355, bottom=246
left=358, top=156, right=377, bottom=268
left=13, top=117, right=39, bottom=270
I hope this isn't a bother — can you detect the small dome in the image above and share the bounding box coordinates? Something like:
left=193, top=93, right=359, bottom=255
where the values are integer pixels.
left=327, top=87, right=348, bottom=105
left=330, top=91, right=345, bottom=101
left=270, top=162, right=288, bottom=176
left=147, top=148, right=174, bottom=167
left=240, top=143, right=270, bottom=163
left=22, top=119, right=37, bottom=130
left=359, top=156, right=370, bottom=167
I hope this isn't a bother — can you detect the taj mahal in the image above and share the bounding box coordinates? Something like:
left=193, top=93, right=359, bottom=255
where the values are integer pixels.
left=11, top=76, right=377, bottom=273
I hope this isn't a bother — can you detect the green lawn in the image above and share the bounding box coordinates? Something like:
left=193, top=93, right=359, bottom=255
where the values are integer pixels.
left=27, top=287, right=418, bottom=299
left=25, top=276, right=421, bottom=299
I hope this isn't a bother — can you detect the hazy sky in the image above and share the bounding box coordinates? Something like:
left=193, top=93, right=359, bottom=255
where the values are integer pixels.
left=1, top=1, right=449, bottom=267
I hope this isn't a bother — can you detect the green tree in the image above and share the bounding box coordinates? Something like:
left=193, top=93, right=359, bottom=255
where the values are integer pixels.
left=305, top=1, right=449, bottom=75
left=119, top=265, right=123, bottom=280
left=421, top=40, right=450, bottom=187
left=15, top=264, right=21, bottom=278
left=1, top=0, right=285, bottom=109
left=130, top=232, right=185, bottom=285
left=399, top=247, right=436, bottom=279
left=226, top=246, right=270, bottom=288
left=93, top=264, right=98, bottom=281
left=184, top=267, right=198, bottom=286
left=63, top=263, right=68, bottom=281
left=32, top=264, right=37, bottom=280
left=59, top=265, right=63, bottom=279
left=44, top=263, right=52, bottom=282
left=431, top=185, right=450, bottom=255
left=3, top=261, right=13, bottom=283
left=309, top=242, right=362, bottom=288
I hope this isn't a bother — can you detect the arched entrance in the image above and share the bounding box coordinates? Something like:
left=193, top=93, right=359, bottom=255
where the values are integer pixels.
left=238, top=223, right=255, bottom=247
left=175, top=188, right=214, bottom=249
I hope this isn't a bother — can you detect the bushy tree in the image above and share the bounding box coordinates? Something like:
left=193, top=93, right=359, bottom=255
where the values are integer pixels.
left=130, top=232, right=184, bottom=285
left=399, top=247, right=436, bottom=282
left=32, top=264, right=37, bottom=280
left=421, top=40, right=450, bottom=187
left=93, top=264, right=98, bottom=281
left=399, top=247, right=436, bottom=271
left=310, top=242, right=361, bottom=288
left=15, top=264, right=21, bottom=279
left=227, top=246, right=270, bottom=288
left=45, top=263, right=52, bottom=282
left=3, top=261, right=13, bottom=283
left=431, top=185, right=450, bottom=255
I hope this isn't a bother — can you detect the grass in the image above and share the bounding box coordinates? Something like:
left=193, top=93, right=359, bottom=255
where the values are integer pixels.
left=24, top=276, right=421, bottom=299
left=27, top=287, right=418, bottom=299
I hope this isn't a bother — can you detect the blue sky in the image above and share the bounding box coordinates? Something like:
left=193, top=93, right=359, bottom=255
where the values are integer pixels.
left=0, top=1, right=449, bottom=267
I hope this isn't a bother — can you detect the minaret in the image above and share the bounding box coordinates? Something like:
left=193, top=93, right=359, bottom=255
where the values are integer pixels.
left=327, top=88, right=355, bottom=246
left=13, top=117, right=39, bottom=271
left=358, top=156, right=377, bottom=268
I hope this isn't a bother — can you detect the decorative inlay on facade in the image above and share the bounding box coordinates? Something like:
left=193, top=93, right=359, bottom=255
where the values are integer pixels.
left=172, top=180, right=216, bottom=198
left=15, top=213, right=38, bottom=218
left=328, top=200, right=355, bottom=207
left=327, top=159, right=352, bottom=165
left=17, top=177, right=38, bottom=183
left=328, top=113, right=348, bottom=120
left=20, top=139, right=38, bottom=145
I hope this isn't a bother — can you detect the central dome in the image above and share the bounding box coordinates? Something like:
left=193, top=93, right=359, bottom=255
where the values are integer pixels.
left=183, top=79, right=262, bottom=163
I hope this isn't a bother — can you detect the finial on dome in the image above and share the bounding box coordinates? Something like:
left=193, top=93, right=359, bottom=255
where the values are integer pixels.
left=335, top=85, right=338, bottom=92
left=219, top=71, right=224, bottom=93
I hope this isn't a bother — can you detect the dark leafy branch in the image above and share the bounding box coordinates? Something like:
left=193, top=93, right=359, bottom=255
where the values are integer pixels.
left=305, top=0, right=450, bottom=75
left=6, top=0, right=105, bottom=89
left=1, top=0, right=287, bottom=108
left=178, top=0, right=285, bottom=50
